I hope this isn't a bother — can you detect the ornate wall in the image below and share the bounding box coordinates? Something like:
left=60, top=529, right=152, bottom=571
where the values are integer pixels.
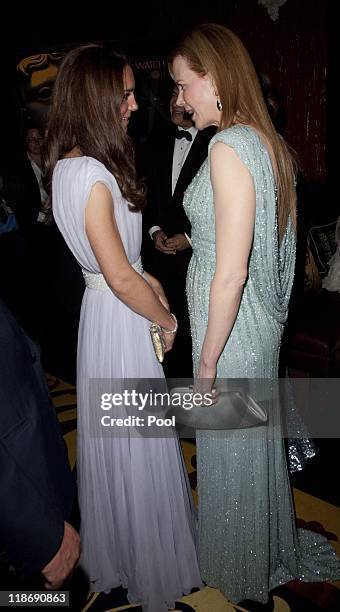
left=217, top=0, right=326, bottom=182
left=8, top=0, right=326, bottom=182
left=148, top=0, right=327, bottom=181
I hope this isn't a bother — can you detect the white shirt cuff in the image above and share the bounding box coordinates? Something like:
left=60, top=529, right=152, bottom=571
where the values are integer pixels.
left=185, top=232, right=192, bottom=247
left=149, top=225, right=161, bottom=239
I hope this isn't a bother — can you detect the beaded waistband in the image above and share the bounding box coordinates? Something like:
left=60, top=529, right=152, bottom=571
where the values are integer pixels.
left=82, top=257, right=143, bottom=291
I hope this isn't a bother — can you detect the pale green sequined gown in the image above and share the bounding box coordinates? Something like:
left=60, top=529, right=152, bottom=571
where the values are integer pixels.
left=184, top=125, right=340, bottom=604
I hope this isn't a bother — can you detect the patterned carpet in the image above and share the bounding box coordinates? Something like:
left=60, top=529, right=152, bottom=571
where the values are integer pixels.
left=48, top=374, right=340, bottom=612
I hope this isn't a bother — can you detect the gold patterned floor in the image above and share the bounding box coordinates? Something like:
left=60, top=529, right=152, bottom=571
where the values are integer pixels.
left=48, top=374, right=340, bottom=611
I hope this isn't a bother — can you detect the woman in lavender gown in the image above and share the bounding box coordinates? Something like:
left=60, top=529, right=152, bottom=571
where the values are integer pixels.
left=44, top=44, right=202, bottom=612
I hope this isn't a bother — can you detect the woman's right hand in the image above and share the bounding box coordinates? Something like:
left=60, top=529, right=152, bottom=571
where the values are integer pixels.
left=163, top=329, right=176, bottom=353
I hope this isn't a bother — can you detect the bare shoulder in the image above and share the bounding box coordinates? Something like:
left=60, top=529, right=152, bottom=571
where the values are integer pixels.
left=210, top=140, right=252, bottom=180
left=210, top=140, right=240, bottom=160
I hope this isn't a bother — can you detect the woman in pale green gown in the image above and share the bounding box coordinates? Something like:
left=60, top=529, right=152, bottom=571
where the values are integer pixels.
left=170, top=24, right=340, bottom=607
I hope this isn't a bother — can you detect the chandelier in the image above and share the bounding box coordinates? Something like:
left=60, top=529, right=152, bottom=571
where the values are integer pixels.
left=258, top=0, right=288, bottom=21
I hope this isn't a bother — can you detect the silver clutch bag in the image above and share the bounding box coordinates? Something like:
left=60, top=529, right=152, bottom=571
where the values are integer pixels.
left=167, top=387, right=268, bottom=430
left=149, top=322, right=165, bottom=363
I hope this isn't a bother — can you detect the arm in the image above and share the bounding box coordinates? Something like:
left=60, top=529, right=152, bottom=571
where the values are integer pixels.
left=141, top=151, right=173, bottom=253
left=144, top=151, right=177, bottom=254
left=42, top=522, right=80, bottom=589
left=0, top=432, right=79, bottom=583
left=197, top=142, right=255, bottom=383
left=0, top=302, right=79, bottom=585
left=143, top=270, right=169, bottom=311
left=85, top=182, right=176, bottom=333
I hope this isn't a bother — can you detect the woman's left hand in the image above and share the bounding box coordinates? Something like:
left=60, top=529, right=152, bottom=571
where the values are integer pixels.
left=194, top=359, right=218, bottom=402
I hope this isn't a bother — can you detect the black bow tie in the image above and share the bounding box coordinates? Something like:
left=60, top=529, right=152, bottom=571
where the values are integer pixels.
left=175, top=128, right=192, bottom=142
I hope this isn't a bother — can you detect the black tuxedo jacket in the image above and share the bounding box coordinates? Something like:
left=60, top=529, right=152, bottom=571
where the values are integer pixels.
left=0, top=299, right=74, bottom=578
left=144, top=125, right=216, bottom=238
left=2, top=152, right=41, bottom=229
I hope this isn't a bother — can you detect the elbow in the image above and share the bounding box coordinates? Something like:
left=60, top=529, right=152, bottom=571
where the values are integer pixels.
left=213, top=270, right=248, bottom=291
left=107, top=270, right=135, bottom=295
left=109, top=276, right=132, bottom=295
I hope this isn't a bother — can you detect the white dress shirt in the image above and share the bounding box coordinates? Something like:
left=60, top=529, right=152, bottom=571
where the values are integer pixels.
left=28, top=154, right=49, bottom=222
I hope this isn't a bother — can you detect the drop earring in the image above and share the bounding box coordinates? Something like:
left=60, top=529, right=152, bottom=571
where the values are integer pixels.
left=216, top=98, right=222, bottom=111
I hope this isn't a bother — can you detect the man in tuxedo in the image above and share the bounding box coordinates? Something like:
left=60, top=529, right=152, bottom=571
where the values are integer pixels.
left=2, top=125, right=48, bottom=229
left=0, top=298, right=80, bottom=591
left=142, top=86, right=215, bottom=377
left=0, top=125, right=50, bottom=335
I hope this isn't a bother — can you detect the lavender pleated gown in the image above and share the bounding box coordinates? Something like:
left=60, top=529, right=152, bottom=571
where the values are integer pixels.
left=52, top=156, right=202, bottom=612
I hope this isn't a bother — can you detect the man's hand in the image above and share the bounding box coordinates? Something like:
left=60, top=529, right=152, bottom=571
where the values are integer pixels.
left=165, top=233, right=190, bottom=252
left=42, top=522, right=80, bottom=590
left=153, top=230, right=176, bottom=254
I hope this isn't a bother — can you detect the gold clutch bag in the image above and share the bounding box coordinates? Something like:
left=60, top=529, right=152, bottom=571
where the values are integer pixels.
left=149, top=322, right=165, bottom=363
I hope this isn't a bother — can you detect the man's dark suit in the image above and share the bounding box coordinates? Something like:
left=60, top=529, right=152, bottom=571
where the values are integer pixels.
left=1, top=151, right=84, bottom=382
left=0, top=298, right=74, bottom=580
left=2, top=151, right=41, bottom=229
left=0, top=152, right=43, bottom=333
left=142, top=125, right=215, bottom=378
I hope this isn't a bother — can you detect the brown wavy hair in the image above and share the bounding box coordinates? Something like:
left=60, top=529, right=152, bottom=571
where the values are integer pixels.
left=169, top=24, right=297, bottom=242
left=43, top=44, right=145, bottom=211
